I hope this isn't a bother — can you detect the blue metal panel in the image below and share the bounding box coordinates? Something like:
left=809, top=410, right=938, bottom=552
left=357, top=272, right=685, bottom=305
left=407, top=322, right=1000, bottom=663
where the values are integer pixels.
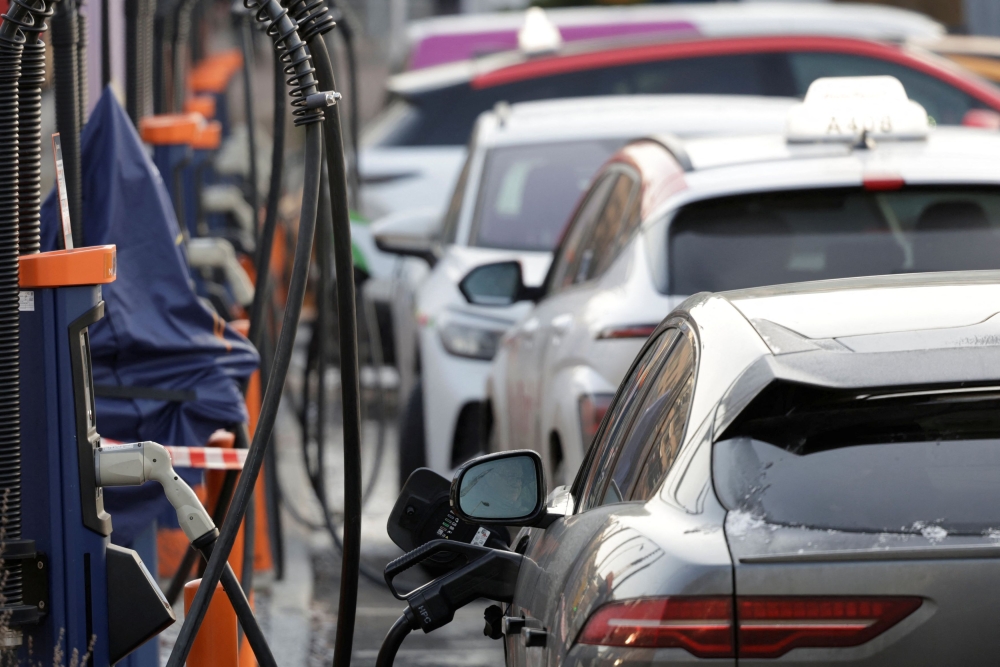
left=21, top=284, right=111, bottom=666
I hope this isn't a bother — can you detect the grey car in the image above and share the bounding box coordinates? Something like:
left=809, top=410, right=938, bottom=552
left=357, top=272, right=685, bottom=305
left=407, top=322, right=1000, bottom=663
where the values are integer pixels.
left=468, top=270, right=1000, bottom=666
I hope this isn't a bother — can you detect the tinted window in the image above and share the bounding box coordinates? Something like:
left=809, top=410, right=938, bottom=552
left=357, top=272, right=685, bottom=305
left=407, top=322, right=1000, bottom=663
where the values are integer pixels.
left=578, top=329, right=678, bottom=512
left=714, top=384, right=1000, bottom=535
left=667, top=187, right=1000, bottom=295
left=789, top=52, right=984, bottom=126
left=570, top=173, right=636, bottom=283
left=602, top=326, right=696, bottom=507
left=375, top=53, right=795, bottom=147
left=551, top=174, right=616, bottom=291
left=470, top=140, right=622, bottom=252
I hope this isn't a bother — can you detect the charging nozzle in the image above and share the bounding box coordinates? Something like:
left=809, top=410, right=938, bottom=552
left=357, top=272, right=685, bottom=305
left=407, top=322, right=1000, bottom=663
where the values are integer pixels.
left=384, top=539, right=523, bottom=633
left=95, top=441, right=215, bottom=541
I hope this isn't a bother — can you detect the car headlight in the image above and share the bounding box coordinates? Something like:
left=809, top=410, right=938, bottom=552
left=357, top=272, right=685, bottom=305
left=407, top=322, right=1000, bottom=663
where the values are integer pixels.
left=439, top=323, right=505, bottom=360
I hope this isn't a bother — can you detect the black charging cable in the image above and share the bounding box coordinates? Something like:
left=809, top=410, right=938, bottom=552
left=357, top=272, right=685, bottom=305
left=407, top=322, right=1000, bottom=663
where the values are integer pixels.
left=164, top=0, right=331, bottom=660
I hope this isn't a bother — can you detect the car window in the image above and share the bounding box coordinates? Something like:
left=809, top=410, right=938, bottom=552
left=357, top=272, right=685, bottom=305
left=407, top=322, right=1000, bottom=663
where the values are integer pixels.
left=607, top=191, right=643, bottom=262
left=577, top=329, right=679, bottom=512
left=572, top=173, right=637, bottom=283
left=554, top=172, right=636, bottom=290
left=550, top=174, right=616, bottom=291
left=599, top=326, right=696, bottom=507
left=441, top=151, right=474, bottom=245
left=788, top=52, right=984, bottom=125
left=469, top=140, right=622, bottom=252
left=714, top=382, right=1000, bottom=534
left=667, top=187, right=1000, bottom=295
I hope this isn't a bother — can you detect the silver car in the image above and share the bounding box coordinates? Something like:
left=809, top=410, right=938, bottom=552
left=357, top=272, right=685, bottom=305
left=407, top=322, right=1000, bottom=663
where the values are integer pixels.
left=461, top=270, right=1000, bottom=666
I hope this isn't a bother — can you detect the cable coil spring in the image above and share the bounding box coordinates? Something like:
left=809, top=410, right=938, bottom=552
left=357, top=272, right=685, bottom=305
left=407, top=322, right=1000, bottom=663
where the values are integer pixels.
left=284, top=0, right=335, bottom=43
left=244, top=0, right=324, bottom=126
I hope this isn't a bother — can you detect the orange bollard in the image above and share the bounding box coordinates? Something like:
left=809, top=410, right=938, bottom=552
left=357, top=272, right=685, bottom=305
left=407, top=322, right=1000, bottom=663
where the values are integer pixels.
left=184, top=579, right=239, bottom=667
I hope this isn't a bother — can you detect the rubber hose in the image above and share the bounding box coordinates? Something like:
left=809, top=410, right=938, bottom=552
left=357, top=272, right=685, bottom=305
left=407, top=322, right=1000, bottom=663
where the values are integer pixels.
left=100, top=0, right=109, bottom=86
left=314, top=168, right=331, bottom=515
left=309, top=37, right=365, bottom=667
left=141, top=0, right=154, bottom=117
left=235, top=423, right=256, bottom=595
left=0, top=29, right=24, bottom=611
left=238, top=14, right=260, bottom=231
left=259, top=299, right=285, bottom=579
left=165, top=121, right=323, bottom=667
left=360, top=285, right=387, bottom=505
left=76, top=7, right=87, bottom=129
left=51, top=0, right=83, bottom=245
left=246, top=48, right=286, bottom=352
left=17, top=37, right=45, bottom=255
left=327, top=28, right=359, bottom=207
left=172, top=0, right=193, bottom=113
left=197, top=537, right=278, bottom=667
left=376, top=612, right=416, bottom=667
left=124, top=0, right=139, bottom=122
left=164, top=464, right=238, bottom=605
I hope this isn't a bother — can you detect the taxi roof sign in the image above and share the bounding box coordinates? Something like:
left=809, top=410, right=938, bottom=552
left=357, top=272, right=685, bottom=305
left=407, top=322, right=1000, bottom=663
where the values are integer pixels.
left=786, top=76, right=929, bottom=144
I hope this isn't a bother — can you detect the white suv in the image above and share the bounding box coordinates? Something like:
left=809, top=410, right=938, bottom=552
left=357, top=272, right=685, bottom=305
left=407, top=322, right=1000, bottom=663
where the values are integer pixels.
left=479, top=76, right=1000, bottom=484
left=374, top=94, right=796, bottom=483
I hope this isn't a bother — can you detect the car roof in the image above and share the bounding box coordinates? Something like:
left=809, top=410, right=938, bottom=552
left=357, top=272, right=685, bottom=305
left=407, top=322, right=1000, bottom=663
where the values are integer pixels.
left=472, top=95, right=798, bottom=149
left=608, top=126, right=1000, bottom=224
left=651, top=126, right=1000, bottom=204
left=388, top=34, right=986, bottom=100
left=405, top=3, right=943, bottom=70
left=723, top=271, right=1000, bottom=344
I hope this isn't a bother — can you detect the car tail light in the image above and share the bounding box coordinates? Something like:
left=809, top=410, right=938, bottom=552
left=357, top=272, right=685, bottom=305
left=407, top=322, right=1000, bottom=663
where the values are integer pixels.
left=577, top=596, right=921, bottom=659
left=577, top=597, right=734, bottom=658
left=578, top=393, right=614, bottom=447
left=738, top=596, right=922, bottom=658
left=596, top=324, right=658, bottom=340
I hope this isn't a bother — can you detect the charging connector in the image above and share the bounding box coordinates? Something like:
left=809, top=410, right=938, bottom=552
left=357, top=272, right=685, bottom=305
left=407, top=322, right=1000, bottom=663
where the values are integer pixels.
left=95, top=441, right=214, bottom=541
left=94, top=440, right=278, bottom=667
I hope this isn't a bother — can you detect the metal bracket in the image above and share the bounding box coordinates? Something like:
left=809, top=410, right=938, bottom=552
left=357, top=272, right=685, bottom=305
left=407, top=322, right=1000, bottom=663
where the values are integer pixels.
left=305, top=91, right=341, bottom=109
left=0, top=542, right=48, bottom=627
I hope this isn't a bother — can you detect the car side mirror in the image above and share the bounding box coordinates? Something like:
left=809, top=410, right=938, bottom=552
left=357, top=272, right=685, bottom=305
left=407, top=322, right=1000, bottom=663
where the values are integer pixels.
left=372, top=209, right=441, bottom=266
left=450, top=451, right=546, bottom=525
left=458, top=261, right=544, bottom=307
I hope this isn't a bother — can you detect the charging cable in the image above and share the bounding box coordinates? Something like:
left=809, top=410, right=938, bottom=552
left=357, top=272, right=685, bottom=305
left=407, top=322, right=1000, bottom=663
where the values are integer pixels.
left=95, top=441, right=278, bottom=667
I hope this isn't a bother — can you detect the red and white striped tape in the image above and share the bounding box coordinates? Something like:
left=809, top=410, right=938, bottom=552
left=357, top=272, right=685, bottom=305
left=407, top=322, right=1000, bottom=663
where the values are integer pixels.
left=165, top=446, right=247, bottom=470
left=100, top=439, right=247, bottom=470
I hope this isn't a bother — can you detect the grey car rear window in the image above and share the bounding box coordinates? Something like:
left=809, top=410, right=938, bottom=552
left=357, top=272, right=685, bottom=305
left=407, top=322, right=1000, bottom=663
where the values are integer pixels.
left=666, top=187, right=1000, bottom=295
left=713, top=383, right=1000, bottom=535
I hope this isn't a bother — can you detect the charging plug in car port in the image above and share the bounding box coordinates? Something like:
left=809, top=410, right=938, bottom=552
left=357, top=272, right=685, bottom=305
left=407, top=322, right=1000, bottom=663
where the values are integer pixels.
left=385, top=539, right=523, bottom=632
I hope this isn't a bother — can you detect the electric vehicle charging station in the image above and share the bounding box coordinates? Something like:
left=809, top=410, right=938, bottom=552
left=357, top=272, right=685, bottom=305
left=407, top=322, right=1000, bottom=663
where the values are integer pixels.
left=0, top=0, right=375, bottom=658
left=0, top=0, right=515, bottom=659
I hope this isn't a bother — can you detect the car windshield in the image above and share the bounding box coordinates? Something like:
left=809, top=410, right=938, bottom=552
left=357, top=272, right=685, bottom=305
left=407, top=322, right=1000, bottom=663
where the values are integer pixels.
left=470, top=140, right=622, bottom=252
left=713, top=383, right=1000, bottom=535
left=668, top=187, right=1000, bottom=294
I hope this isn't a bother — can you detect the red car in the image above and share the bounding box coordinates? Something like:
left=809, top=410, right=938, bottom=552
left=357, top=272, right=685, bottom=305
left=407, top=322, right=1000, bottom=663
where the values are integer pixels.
left=383, top=34, right=1000, bottom=146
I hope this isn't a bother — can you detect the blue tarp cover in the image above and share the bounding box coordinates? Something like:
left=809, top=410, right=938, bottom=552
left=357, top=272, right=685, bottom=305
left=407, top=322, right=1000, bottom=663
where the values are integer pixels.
left=41, top=87, right=259, bottom=542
